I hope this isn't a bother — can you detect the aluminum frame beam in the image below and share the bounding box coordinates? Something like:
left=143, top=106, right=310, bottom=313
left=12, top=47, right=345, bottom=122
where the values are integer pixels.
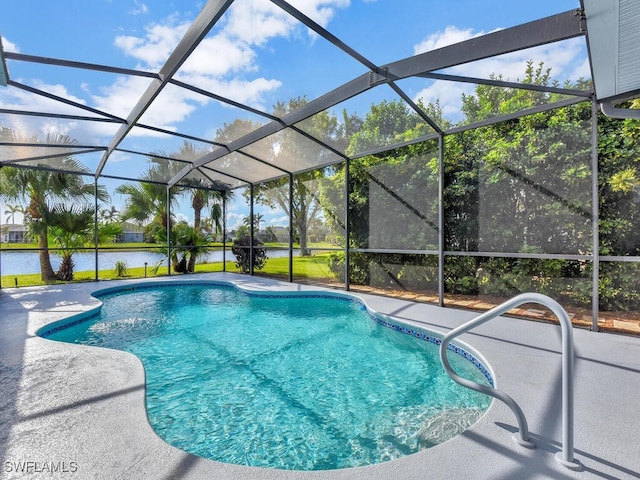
left=386, top=10, right=584, bottom=80
left=3, top=51, right=160, bottom=79
left=421, top=71, right=593, bottom=98
left=94, top=0, right=235, bottom=178
left=0, top=36, right=8, bottom=86
left=171, top=10, right=585, bottom=187
left=9, top=80, right=126, bottom=122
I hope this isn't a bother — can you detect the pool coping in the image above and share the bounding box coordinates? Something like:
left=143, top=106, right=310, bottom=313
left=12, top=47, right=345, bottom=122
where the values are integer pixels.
left=1, top=273, right=639, bottom=479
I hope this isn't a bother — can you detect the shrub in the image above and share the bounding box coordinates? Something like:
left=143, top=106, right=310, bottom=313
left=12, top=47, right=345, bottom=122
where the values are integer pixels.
left=113, top=260, right=128, bottom=277
left=231, top=236, right=267, bottom=273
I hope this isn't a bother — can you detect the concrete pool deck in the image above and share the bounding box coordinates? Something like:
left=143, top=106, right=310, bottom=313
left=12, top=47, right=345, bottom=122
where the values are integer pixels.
left=1, top=273, right=639, bottom=480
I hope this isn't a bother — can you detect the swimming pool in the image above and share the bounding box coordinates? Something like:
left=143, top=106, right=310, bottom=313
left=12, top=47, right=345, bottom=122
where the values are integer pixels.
left=38, top=282, right=493, bottom=471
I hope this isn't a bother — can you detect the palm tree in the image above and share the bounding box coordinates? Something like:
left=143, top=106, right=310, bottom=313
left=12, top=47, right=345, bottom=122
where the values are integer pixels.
left=115, top=154, right=183, bottom=237
left=174, top=141, right=232, bottom=270
left=46, top=204, right=121, bottom=281
left=100, top=205, right=119, bottom=222
left=117, top=144, right=229, bottom=270
left=45, top=205, right=93, bottom=281
left=174, top=142, right=224, bottom=230
left=210, top=202, right=223, bottom=240
left=4, top=204, right=23, bottom=224
left=0, top=129, right=105, bottom=281
left=189, top=187, right=223, bottom=231
left=157, top=222, right=211, bottom=273
left=116, top=178, right=176, bottom=235
left=243, top=213, right=264, bottom=233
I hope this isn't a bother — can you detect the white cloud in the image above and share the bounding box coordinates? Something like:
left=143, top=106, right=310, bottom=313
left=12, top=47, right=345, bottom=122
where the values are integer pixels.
left=184, top=75, right=282, bottom=110
left=180, top=35, right=257, bottom=77
left=110, top=10, right=284, bottom=127
left=265, top=213, right=289, bottom=227
left=106, top=1, right=349, bottom=132
left=287, top=0, right=350, bottom=28
left=175, top=212, right=190, bottom=223
left=224, top=0, right=294, bottom=46
left=115, top=19, right=189, bottom=68
left=0, top=79, right=123, bottom=142
left=226, top=211, right=247, bottom=230
left=129, top=1, right=149, bottom=16
left=414, top=25, right=492, bottom=55
left=91, top=75, right=153, bottom=119
left=139, top=88, right=204, bottom=130
left=0, top=1, right=351, bottom=146
left=412, top=27, right=589, bottom=121
left=413, top=80, right=472, bottom=120
left=0, top=80, right=87, bottom=111
left=221, top=0, right=349, bottom=46
left=569, top=56, right=591, bottom=82
left=1, top=36, right=19, bottom=53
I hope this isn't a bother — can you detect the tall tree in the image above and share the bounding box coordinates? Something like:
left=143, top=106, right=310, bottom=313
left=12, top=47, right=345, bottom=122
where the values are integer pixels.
left=454, top=62, right=593, bottom=255
left=173, top=142, right=223, bottom=230
left=241, top=97, right=342, bottom=256
left=173, top=141, right=228, bottom=271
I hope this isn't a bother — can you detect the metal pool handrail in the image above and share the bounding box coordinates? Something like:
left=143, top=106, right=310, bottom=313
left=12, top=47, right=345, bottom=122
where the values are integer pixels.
left=438, top=292, right=582, bottom=471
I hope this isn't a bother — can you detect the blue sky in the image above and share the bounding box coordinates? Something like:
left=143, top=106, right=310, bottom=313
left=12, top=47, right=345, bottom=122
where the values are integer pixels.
left=0, top=0, right=587, bottom=229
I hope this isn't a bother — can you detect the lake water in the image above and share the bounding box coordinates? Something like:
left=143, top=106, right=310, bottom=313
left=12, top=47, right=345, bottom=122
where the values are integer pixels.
left=0, top=248, right=295, bottom=276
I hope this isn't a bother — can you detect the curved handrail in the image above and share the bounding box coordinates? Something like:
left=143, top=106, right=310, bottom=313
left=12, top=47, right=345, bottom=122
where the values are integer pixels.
left=439, top=292, right=582, bottom=470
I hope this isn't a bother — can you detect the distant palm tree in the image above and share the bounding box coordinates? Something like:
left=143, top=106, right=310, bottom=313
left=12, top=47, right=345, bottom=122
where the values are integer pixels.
left=100, top=205, right=119, bottom=222
left=210, top=202, right=223, bottom=240
left=243, top=213, right=264, bottom=233
left=4, top=204, right=23, bottom=224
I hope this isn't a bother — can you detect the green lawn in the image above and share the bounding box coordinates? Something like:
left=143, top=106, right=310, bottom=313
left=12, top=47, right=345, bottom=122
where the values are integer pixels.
left=1, top=252, right=336, bottom=288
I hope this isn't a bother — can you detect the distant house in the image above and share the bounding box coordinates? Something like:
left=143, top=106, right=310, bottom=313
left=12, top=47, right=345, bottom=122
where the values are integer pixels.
left=116, top=222, right=145, bottom=243
left=1, top=224, right=27, bottom=243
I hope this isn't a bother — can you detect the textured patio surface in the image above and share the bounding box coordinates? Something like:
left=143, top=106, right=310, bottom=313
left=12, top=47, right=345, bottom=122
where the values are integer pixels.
left=1, top=273, right=639, bottom=479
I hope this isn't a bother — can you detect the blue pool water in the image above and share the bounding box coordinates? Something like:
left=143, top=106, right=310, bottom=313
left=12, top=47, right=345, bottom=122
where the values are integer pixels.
left=43, top=283, right=492, bottom=470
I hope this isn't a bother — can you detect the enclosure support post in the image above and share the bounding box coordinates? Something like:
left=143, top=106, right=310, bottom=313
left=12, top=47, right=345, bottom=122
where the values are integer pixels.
left=591, top=96, right=600, bottom=331
left=344, top=159, right=351, bottom=291
left=167, top=185, right=171, bottom=276
left=94, top=178, right=99, bottom=282
left=249, top=183, right=254, bottom=276
left=289, top=173, right=294, bottom=283
left=0, top=166, right=3, bottom=289
left=222, top=192, right=227, bottom=272
left=438, top=133, right=445, bottom=306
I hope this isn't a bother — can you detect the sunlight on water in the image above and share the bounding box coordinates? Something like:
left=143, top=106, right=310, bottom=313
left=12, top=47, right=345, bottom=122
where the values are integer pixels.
left=48, top=284, right=491, bottom=470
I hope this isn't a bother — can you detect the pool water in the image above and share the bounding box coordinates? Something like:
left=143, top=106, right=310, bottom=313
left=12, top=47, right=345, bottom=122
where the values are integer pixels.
left=46, top=284, right=491, bottom=470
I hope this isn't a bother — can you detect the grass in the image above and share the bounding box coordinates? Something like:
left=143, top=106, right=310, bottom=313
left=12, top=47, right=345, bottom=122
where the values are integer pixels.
left=1, top=252, right=336, bottom=288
